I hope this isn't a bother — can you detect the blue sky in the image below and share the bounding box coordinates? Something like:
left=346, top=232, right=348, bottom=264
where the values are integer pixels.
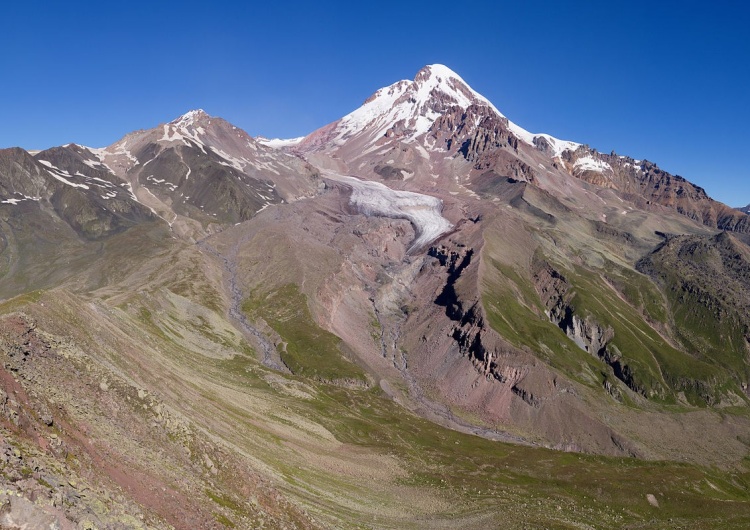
left=2, top=1, right=748, bottom=205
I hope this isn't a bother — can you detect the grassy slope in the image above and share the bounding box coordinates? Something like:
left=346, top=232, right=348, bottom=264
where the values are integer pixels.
left=0, top=232, right=747, bottom=529
left=13, top=288, right=750, bottom=529
left=638, top=236, right=750, bottom=385
left=482, top=235, right=743, bottom=406
left=242, top=283, right=368, bottom=384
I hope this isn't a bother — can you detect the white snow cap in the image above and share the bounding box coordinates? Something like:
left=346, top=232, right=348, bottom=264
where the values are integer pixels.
left=413, top=64, right=502, bottom=114
left=332, top=64, right=580, bottom=156
left=333, top=63, right=501, bottom=144
left=171, top=109, right=209, bottom=128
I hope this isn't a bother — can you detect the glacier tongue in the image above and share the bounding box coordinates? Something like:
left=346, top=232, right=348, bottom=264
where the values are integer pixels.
left=323, top=171, right=452, bottom=252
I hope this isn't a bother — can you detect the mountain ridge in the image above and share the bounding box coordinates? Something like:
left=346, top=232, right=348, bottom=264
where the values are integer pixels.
left=288, top=64, right=750, bottom=240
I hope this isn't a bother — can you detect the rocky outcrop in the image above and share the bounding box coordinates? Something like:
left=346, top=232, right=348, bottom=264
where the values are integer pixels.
left=458, top=114, right=519, bottom=159
left=429, top=244, right=524, bottom=384
left=561, top=147, right=750, bottom=238
left=426, top=106, right=543, bottom=183
left=423, top=104, right=505, bottom=152
left=533, top=263, right=647, bottom=397
left=431, top=244, right=474, bottom=320
left=430, top=244, right=561, bottom=407
left=637, top=231, right=750, bottom=323
left=430, top=244, right=499, bottom=377
left=374, top=164, right=411, bottom=181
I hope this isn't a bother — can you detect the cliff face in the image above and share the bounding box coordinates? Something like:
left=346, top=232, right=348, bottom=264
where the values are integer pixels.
left=534, top=265, right=613, bottom=357
left=430, top=244, right=500, bottom=378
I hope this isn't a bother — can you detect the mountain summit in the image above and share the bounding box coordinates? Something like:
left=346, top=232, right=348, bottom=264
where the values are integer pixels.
left=334, top=64, right=501, bottom=142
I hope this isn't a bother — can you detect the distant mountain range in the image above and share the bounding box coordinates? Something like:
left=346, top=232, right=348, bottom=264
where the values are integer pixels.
left=0, top=64, right=749, bottom=528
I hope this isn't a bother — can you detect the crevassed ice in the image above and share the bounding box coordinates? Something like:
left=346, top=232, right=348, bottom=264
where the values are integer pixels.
left=325, top=172, right=452, bottom=251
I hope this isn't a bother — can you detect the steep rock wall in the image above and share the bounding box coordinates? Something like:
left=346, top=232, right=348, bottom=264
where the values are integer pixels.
left=400, top=235, right=638, bottom=457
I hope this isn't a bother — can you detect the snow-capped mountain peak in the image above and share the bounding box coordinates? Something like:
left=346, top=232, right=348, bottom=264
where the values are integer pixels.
left=412, top=64, right=502, bottom=116
left=301, top=64, right=582, bottom=162
left=171, top=109, right=209, bottom=128
left=412, top=66, right=582, bottom=156
left=157, top=109, right=220, bottom=149
left=330, top=64, right=504, bottom=146
left=166, top=109, right=212, bottom=138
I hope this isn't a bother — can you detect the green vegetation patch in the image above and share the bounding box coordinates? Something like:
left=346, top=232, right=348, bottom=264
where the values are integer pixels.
left=301, top=383, right=750, bottom=528
left=482, top=260, right=603, bottom=385
left=637, top=234, right=750, bottom=394
left=483, top=253, right=736, bottom=406
left=567, top=265, right=726, bottom=405
left=0, top=289, right=44, bottom=312
left=242, top=283, right=367, bottom=384
left=605, top=264, right=669, bottom=326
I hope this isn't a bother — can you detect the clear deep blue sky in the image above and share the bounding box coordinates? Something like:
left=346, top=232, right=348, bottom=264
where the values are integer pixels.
left=2, top=1, right=748, bottom=205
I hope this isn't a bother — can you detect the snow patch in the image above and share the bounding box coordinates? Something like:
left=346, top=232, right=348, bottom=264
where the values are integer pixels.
left=257, top=136, right=305, bottom=149
left=86, top=176, right=116, bottom=188
left=574, top=155, right=612, bottom=173
left=1, top=194, right=39, bottom=205
left=38, top=160, right=91, bottom=189
left=121, top=182, right=139, bottom=202
left=535, top=134, right=581, bottom=157
left=81, top=158, right=107, bottom=170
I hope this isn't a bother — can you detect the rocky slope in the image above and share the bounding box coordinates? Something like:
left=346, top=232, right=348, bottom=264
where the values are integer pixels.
left=49, top=110, right=322, bottom=240
left=0, top=147, right=161, bottom=299
left=637, top=231, right=750, bottom=395
left=568, top=149, right=750, bottom=239
left=0, top=146, right=154, bottom=241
